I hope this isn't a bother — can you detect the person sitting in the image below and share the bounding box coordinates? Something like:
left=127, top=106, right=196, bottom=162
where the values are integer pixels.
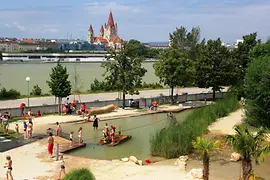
left=129, top=99, right=136, bottom=108
left=84, top=114, right=91, bottom=121
left=27, top=109, right=33, bottom=117
left=152, top=101, right=159, bottom=111
left=37, top=110, right=42, bottom=117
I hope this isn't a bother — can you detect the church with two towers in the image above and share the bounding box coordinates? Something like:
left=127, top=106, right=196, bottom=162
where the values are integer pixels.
left=88, top=11, right=123, bottom=49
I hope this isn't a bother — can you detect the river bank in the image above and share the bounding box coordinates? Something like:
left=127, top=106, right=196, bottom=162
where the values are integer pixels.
left=1, top=108, right=269, bottom=180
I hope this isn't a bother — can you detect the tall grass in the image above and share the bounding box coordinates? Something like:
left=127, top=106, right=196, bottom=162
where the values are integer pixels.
left=150, top=93, right=240, bottom=158
left=62, top=168, right=95, bottom=180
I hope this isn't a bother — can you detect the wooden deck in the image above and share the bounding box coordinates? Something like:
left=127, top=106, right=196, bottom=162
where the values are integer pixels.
left=98, top=135, right=132, bottom=147
left=54, top=136, right=86, bottom=153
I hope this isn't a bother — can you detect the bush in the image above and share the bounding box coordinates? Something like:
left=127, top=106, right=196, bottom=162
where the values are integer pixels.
left=31, top=84, right=42, bottom=96
left=150, top=93, right=239, bottom=158
left=244, top=56, right=270, bottom=128
left=62, top=168, right=95, bottom=180
left=90, top=79, right=163, bottom=92
left=0, top=88, right=20, bottom=100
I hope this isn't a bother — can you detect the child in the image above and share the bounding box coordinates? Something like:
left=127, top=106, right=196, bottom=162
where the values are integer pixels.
left=23, top=121, right=28, bottom=139
left=3, top=155, right=14, bottom=180
left=69, top=132, right=74, bottom=147
left=78, top=127, right=83, bottom=144
left=59, top=155, right=67, bottom=179
left=15, top=124, right=19, bottom=135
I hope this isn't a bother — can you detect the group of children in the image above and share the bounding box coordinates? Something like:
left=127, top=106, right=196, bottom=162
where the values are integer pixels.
left=102, top=123, right=117, bottom=144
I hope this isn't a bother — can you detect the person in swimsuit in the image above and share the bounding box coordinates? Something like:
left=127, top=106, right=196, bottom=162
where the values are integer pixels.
left=59, top=155, right=67, bottom=179
left=4, top=155, right=14, bottom=180
left=48, top=133, right=54, bottom=158
left=93, top=115, right=99, bottom=130
left=23, top=121, right=28, bottom=139
left=56, top=122, right=62, bottom=136
left=2, top=115, right=9, bottom=135
left=15, top=124, right=19, bottom=135
left=69, top=132, right=74, bottom=147
left=27, top=119, right=33, bottom=138
left=110, top=126, right=116, bottom=144
left=78, top=127, right=83, bottom=144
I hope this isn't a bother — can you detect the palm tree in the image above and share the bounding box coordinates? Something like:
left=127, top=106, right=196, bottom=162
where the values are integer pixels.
left=227, top=125, right=270, bottom=180
left=192, top=137, right=220, bottom=180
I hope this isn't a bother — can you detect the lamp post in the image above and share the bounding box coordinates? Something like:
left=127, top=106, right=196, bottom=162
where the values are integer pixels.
left=26, top=77, right=30, bottom=107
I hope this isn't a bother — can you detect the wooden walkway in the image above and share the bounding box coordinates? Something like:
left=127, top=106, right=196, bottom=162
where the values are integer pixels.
left=54, top=136, right=86, bottom=153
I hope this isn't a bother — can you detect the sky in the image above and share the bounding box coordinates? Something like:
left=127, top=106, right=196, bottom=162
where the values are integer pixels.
left=0, top=0, right=270, bottom=43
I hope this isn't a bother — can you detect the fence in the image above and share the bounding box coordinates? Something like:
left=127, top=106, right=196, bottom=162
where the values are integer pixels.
left=1, top=92, right=226, bottom=117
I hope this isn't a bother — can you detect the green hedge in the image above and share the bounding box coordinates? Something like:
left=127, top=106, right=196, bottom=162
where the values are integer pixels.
left=150, top=93, right=240, bottom=158
left=62, top=168, right=95, bottom=180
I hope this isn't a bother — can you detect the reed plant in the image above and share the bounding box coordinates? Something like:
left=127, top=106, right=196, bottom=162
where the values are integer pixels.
left=150, top=92, right=240, bottom=158
left=62, top=168, right=95, bottom=180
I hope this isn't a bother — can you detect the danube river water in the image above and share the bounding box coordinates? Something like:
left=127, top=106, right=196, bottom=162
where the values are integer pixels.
left=0, top=62, right=159, bottom=94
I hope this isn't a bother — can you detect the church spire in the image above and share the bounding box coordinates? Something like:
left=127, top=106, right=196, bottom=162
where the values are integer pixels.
left=100, top=25, right=104, bottom=36
left=107, top=11, right=115, bottom=26
left=88, top=24, right=93, bottom=32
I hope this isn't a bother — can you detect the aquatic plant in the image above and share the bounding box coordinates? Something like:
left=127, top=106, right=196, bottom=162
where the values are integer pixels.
left=62, top=168, right=95, bottom=180
left=150, top=92, right=239, bottom=158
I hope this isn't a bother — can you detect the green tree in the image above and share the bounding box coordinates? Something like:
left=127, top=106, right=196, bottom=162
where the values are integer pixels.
left=103, top=47, right=147, bottom=109
left=62, top=168, right=95, bottom=180
left=47, top=61, right=71, bottom=113
left=195, top=38, right=234, bottom=99
left=244, top=55, right=270, bottom=128
left=192, top=137, right=220, bottom=180
left=169, top=26, right=201, bottom=61
left=230, top=33, right=259, bottom=99
left=31, top=85, right=42, bottom=96
left=227, top=125, right=270, bottom=180
left=124, top=39, right=148, bottom=58
left=154, top=49, right=194, bottom=104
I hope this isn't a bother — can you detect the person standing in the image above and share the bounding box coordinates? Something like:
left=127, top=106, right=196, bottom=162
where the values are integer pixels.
left=47, top=133, right=54, bottom=158
left=59, top=155, right=67, bottom=179
left=56, top=122, right=62, bottom=137
left=20, top=102, right=26, bottom=116
left=80, top=103, right=86, bottom=120
left=93, top=115, right=99, bottom=130
left=23, top=121, right=28, bottom=139
left=3, top=155, right=14, bottom=180
left=27, top=119, right=33, bottom=138
left=78, top=127, right=83, bottom=144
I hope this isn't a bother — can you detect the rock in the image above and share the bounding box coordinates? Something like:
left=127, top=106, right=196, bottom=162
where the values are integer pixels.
left=129, top=156, right=138, bottom=163
left=186, top=168, right=203, bottom=179
left=121, top=157, right=129, bottom=162
left=179, top=155, right=189, bottom=161
left=230, top=152, right=241, bottom=162
left=135, top=160, right=143, bottom=166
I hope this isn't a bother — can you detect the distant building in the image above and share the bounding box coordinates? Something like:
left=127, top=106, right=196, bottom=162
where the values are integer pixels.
left=88, top=11, right=123, bottom=49
left=18, top=39, right=59, bottom=52
left=0, top=41, right=19, bottom=52
left=59, top=41, right=105, bottom=51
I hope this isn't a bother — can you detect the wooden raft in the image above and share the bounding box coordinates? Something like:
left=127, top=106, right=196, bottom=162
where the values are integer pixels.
left=54, top=136, right=86, bottom=153
left=98, top=135, right=132, bottom=147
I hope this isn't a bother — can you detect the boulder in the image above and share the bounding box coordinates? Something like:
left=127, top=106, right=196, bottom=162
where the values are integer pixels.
left=129, top=156, right=138, bottom=163
left=230, top=152, right=241, bottom=162
left=135, top=160, right=143, bottom=166
left=186, top=168, right=203, bottom=179
left=121, top=157, right=129, bottom=162
left=179, top=155, right=189, bottom=161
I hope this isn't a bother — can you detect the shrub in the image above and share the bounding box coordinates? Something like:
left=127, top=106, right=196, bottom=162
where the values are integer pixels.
left=0, top=88, right=20, bottom=99
left=150, top=93, right=239, bottom=158
left=62, top=168, right=95, bottom=180
left=244, top=56, right=270, bottom=128
left=31, top=85, right=42, bottom=96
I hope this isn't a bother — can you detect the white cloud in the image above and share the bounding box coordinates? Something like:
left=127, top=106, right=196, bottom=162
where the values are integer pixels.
left=13, top=22, right=26, bottom=31
left=4, top=24, right=10, bottom=28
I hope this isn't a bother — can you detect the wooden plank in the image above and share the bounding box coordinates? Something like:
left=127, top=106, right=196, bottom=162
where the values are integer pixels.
left=53, top=136, right=86, bottom=153
left=107, top=135, right=132, bottom=147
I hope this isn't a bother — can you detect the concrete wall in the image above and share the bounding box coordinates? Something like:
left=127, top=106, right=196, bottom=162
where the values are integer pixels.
left=1, top=92, right=226, bottom=116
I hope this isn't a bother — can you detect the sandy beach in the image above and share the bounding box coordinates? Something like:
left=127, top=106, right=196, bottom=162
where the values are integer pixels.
left=1, top=108, right=270, bottom=180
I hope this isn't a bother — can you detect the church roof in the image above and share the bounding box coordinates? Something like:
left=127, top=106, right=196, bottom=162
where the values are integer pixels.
left=110, top=36, right=122, bottom=43
left=107, top=11, right=115, bottom=27
left=88, top=24, right=93, bottom=31
left=94, top=36, right=108, bottom=43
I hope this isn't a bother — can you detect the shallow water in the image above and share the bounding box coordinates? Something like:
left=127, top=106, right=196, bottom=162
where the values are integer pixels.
left=34, top=110, right=193, bottom=160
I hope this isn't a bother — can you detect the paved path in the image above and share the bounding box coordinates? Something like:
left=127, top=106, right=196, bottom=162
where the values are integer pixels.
left=0, top=87, right=228, bottom=109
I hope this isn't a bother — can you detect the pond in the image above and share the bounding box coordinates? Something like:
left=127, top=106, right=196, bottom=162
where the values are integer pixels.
left=36, top=110, right=193, bottom=160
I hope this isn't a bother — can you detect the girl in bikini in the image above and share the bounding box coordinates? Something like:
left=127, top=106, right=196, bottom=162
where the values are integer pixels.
left=4, top=155, right=14, bottom=180
left=78, top=127, right=83, bottom=144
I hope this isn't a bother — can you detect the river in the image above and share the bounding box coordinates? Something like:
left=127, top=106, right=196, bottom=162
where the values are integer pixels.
left=0, top=62, right=159, bottom=95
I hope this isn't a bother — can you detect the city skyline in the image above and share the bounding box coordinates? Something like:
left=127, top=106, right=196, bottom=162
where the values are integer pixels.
left=1, top=0, right=270, bottom=42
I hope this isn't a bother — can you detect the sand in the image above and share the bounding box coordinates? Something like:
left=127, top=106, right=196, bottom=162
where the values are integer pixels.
left=1, top=107, right=269, bottom=180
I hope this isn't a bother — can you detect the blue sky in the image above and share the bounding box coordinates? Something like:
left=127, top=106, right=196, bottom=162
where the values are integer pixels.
left=1, top=0, right=270, bottom=42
